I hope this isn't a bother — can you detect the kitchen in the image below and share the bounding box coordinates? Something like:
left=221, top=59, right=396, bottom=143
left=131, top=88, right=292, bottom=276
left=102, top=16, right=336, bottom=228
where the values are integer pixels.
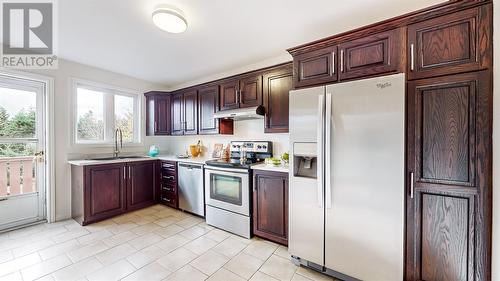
left=0, top=0, right=498, bottom=281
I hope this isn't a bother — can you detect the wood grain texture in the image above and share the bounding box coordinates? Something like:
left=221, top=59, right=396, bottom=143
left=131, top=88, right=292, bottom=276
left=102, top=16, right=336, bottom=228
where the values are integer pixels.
left=253, top=170, right=289, bottom=245
left=127, top=161, right=156, bottom=211
left=339, top=28, right=404, bottom=81
left=239, top=74, right=263, bottom=108
left=406, top=71, right=491, bottom=281
left=421, top=85, right=470, bottom=183
left=408, top=6, right=490, bottom=80
left=84, top=163, right=126, bottom=224
left=421, top=194, right=469, bottom=281
left=263, top=64, right=293, bottom=133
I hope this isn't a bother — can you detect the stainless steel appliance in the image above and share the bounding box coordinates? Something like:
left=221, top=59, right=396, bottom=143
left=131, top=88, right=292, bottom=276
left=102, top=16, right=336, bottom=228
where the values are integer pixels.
left=205, top=141, right=272, bottom=238
left=213, top=105, right=265, bottom=120
left=289, top=74, right=405, bottom=281
left=178, top=162, right=204, bottom=217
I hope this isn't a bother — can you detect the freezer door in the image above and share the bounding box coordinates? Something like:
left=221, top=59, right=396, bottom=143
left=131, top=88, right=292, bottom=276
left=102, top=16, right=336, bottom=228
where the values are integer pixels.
left=324, top=74, right=405, bottom=281
left=288, top=86, right=325, bottom=266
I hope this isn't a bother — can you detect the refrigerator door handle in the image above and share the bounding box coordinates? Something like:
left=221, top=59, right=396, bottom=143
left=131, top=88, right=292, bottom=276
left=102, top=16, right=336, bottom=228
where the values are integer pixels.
left=317, top=94, right=325, bottom=208
left=325, top=92, right=332, bottom=209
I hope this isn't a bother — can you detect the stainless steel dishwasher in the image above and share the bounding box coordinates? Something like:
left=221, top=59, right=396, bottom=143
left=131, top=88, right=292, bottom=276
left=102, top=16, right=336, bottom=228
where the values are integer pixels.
left=177, top=162, right=204, bottom=217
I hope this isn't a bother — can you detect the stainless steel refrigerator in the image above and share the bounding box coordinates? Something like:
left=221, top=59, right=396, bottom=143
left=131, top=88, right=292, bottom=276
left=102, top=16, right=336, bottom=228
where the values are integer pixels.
left=289, top=74, right=405, bottom=281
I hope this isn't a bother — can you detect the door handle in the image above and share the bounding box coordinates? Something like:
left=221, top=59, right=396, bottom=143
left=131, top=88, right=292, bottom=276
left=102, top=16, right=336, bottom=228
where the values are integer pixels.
left=410, top=44, right=415, bottom=71
left=154, top=121, right=158, bottom=132
left=317, top=94, right=325, bottom=208
left=410, top=172, right=414, bottom=199
left=123, top=166, right=126, bottom=180
left=340, top=49, right=344, bottom=73
left=331, top=52, right=335, bottom=75
left=325, top=93, right=332, bottom=209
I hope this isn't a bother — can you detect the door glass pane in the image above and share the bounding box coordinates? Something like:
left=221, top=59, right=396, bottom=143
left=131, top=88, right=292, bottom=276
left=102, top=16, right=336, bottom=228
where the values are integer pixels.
left=76, top=88, right=104, bottom=141
left=0, top=87, right=37, bottom=138
left=210, top=174, right=242, bottom=205
left=114, top=95, right=134, bottom=142
left=0, top=143, right=36, bottom=197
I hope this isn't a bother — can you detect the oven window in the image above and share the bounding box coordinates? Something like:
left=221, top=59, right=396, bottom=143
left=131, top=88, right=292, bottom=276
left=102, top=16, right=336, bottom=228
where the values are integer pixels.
left=210, top=174, right=242, bottom=206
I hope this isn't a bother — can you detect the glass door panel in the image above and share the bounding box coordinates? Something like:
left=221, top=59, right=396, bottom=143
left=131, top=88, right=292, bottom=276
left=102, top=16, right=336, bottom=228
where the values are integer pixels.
left=210, top=174, right=242, bottom=206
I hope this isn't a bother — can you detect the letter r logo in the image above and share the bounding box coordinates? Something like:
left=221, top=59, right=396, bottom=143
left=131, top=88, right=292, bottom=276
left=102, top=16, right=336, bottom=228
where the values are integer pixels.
left=2, top=2, right=53, bottom=55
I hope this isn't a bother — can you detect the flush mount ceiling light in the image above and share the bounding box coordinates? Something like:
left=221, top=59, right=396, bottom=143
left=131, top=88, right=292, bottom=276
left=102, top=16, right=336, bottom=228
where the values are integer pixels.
left=152, top=8, right=187, bottom=33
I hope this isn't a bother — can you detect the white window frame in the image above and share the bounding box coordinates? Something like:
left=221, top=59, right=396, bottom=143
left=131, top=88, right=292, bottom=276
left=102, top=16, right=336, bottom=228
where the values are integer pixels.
left=70, top=78, right=142, bottom=147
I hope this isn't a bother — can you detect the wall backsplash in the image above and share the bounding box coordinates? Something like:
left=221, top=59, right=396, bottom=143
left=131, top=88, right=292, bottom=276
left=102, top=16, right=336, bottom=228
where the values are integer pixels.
left=145, top=119, right=290, bottom=158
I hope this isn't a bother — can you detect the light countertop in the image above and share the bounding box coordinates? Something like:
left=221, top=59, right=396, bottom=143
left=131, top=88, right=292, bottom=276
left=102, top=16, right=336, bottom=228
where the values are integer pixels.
left=251, top=163, right=290, bottom=173
left=68, top=154, right=214, bottom=166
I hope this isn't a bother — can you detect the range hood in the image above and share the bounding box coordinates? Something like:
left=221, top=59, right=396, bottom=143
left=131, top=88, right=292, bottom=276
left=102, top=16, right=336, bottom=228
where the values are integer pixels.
left=213, top=105, right=265, bottom=121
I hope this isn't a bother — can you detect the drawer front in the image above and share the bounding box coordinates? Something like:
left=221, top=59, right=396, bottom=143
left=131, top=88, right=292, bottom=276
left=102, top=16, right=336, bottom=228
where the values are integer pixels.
left=293, top=45, right=338, bottom=88
left=159, top=191, right=177, bottom=208
left=160, top=182, right=177, bottom=193
left=160, top=172, right=176, bottom=183
left=161, top=161, right=177, bottom=171
left=339, top=28, right=403, bottom=81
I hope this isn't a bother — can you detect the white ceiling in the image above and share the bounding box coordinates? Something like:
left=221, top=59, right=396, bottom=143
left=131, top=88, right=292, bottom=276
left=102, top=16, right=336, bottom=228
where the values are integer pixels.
left=58, top=0, right=446, bottom=88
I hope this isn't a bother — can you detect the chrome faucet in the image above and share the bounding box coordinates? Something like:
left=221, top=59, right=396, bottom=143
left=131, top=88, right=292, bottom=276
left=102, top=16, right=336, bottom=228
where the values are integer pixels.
left=114, top=129, right=123, bottom=158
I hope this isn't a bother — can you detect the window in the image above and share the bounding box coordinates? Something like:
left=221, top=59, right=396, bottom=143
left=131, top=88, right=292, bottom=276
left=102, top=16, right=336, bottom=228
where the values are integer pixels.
left=72, top=79, right=141, bottom=145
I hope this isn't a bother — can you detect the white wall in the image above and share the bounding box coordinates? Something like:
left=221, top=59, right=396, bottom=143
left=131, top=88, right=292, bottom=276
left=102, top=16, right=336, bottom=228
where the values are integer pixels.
left=24, top=60, right=164, bottom=221
left=145, top=119, right=289, bottom=159
left=492, top=0, right=499, bottom=279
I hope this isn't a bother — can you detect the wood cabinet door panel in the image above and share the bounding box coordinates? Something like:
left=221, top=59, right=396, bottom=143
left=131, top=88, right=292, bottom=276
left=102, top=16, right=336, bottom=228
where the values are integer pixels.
left=263, top=65, right=293, bottom=133
left=198, top=85, right=220, bottom=134
left=183, top=90, right=198, bottom=135
left=171, top=93, right=184, bottom=135
left=220, top=80, right=239, bottom=110
left=84, top=164, right=126, bottom=223
left=406, top=71, right=491, bottom=281
left=293, top=45, right=337, bottom=88
left=239, top=75, right=262, bottom=108
left=408, top=6, right=491, bottom=80
left=127, top=161, right=155, bottom=211
left=156, top=95, right=171, bottom=135
left=339, top=28, right=403, bottom=81
left=253, top=171, right=288, bottom=245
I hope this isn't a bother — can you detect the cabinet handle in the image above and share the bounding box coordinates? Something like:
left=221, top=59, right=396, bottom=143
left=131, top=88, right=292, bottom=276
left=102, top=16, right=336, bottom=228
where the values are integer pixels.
left=410, top=44, right=415, bottom=71
left=123, top=166, right=126, bottom=180
left=162, top=164, right=175, bottom=169
left=340, top=50, right=344, bottom=73
left=163, top=175, right=175, bottom=180
left=331, top=52, right=335, bottom=75
left=239, top=90, right=243, bottom=104
left=410, top=172, right=414, bottom=199
left=129, top=166, right=131, bottom=179
left=154, top=121, right=158, bottom=132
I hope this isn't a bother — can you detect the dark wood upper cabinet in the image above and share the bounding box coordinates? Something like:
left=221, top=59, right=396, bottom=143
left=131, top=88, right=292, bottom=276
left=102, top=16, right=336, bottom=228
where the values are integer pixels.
left=126, top=161, right=156, bottom=212
left=339, top=28, right=404, bottom=81
left=239, top=74, right=262, bottom=108
left=183, top=90, right=198, bottom=135
left=145, top=92, right=170, bottom=136
left=198, top=85, right=234, bottom=135
left=171, top=90, right=198, bottom=135
left=406, top=71, right=491, bottom=281
left=408, top=5, right=492, bottom=80
left=253, top=170, right=289, bottom=246
left=263, top=64, right=293, bottom=133
left=84, top=163, right=127, bottom=224
left=170, top=93, right=184, bottom=136
left=293, top=45, right=338, bottom=88
left=220, top=79, right=240, bottom=110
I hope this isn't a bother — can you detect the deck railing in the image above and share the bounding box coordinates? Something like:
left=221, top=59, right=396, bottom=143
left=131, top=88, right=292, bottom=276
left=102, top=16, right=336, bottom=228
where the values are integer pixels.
left=0, top=156, right=36, bottom=197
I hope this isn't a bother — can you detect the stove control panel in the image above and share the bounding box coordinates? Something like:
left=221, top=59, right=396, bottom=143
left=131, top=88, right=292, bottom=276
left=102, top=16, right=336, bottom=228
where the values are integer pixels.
left=230, top=141, right=272, bottom=153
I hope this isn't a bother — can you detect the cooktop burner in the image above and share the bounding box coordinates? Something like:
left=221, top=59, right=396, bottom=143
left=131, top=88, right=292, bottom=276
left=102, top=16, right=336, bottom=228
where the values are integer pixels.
left=205, top=141, right=273, bottom=170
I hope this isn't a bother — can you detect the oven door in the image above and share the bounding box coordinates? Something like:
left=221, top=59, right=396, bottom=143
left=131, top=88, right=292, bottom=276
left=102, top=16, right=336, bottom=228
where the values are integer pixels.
left=204, top=166, right=250, bottom=216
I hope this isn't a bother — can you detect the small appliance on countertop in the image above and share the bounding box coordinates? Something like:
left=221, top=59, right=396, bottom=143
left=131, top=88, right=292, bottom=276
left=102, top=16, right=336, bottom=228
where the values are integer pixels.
left=204, top=141, right=273, bottom=238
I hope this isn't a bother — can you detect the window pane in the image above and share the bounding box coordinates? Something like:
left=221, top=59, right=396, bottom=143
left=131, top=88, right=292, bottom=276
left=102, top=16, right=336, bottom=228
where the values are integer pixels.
left=76, top=88, right=104, bottom=141
left=114, top=95, right=134, bottom=143
left=0, top=87, right=37, bottom=138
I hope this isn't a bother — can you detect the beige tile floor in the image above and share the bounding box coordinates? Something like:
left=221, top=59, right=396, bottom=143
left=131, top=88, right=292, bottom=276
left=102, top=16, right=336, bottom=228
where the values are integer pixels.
left=0, top=205, right=338, bottom=281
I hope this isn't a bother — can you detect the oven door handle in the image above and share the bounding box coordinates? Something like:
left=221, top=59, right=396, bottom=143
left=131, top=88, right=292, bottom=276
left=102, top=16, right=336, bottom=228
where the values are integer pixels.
left=203, top=165, right=250, bottom=174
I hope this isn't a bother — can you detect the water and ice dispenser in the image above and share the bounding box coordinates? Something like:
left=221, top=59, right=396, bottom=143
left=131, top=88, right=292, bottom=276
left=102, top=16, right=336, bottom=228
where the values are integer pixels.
left=292, top=142, right=317, bottom=179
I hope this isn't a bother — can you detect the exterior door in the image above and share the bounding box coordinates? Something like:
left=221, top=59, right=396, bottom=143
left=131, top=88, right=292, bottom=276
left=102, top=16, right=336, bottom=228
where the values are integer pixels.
left=406, top=71, right=491, bottom=281
left=0, top=74, right=46, bottom=231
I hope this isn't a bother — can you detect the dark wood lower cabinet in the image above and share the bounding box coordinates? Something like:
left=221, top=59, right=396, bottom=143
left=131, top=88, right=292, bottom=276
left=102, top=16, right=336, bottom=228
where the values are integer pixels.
left=159, top=161, right=178, bottom=209
left=127, top=161, right=156, bottom=211
left=406, top=71, right=492, bottom=281
left=71, top=161, right=158, bottom=225
left=253, top=170, right=288, bottom=245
